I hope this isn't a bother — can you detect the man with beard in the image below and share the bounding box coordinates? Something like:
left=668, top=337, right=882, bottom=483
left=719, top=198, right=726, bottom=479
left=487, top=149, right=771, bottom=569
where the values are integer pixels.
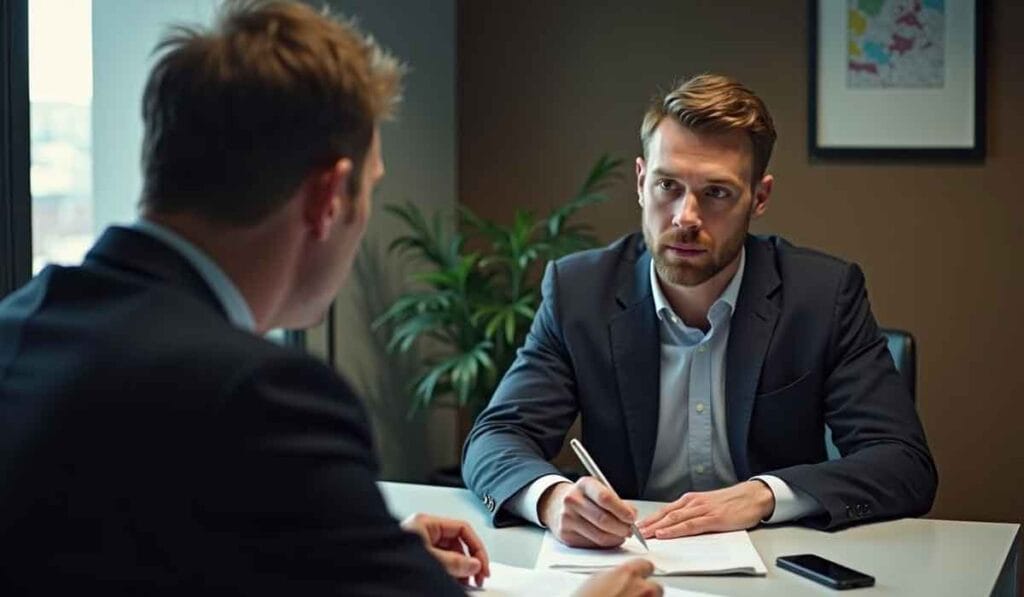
left=462, top=74, right=937, bottom=547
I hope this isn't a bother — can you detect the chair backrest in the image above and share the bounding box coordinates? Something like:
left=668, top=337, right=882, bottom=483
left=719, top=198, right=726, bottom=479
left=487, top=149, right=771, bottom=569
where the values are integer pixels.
left=825, top=328, right=916, bottom=460
left=882, top=328, right=916, bottom=400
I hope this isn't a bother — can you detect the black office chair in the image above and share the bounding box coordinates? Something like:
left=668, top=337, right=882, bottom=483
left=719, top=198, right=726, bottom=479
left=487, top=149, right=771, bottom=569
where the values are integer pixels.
left=825, top=328, right=916, bottom=460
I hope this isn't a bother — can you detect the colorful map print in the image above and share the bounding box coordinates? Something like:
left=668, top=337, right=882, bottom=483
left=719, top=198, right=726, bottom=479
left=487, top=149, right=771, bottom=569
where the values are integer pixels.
left=847, top=0, right=945, bottom=88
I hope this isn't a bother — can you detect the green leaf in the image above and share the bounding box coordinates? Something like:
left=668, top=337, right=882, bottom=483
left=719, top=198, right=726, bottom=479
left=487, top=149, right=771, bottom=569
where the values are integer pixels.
left=578, top=154, right=626, bottom=195
left=379, top=156, right=619, bottom=415
left=384, top=202, right=454, bottom=267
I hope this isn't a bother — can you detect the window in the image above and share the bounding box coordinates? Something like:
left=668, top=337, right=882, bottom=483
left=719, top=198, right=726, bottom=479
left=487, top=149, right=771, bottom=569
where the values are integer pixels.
left=27, top=0, right=224, bottom=274
left=29, top=0, right=93, bottom=273
left=17, top=0, right=303, bottom=345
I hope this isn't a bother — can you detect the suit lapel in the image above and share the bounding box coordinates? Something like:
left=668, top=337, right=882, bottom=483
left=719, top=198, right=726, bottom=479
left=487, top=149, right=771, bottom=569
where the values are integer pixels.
left=609, top=242, right=660, bottom=496
left=725, top=236, right=780, bottom=480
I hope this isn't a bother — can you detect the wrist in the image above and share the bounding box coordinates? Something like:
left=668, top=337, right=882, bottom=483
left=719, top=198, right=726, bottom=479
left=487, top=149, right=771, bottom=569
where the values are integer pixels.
left=749, top=479, right=776, bottom=520
left=538, top=481, right=572, bottom=527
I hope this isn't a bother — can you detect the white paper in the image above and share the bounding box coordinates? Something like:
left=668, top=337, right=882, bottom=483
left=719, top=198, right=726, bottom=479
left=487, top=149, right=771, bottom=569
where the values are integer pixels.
left=535, top=530, right=767, bottom=576
left=468, top=562, right=720, bottom=596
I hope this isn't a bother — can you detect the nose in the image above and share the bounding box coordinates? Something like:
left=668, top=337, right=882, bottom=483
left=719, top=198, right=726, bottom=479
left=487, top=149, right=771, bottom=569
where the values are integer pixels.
left=671, top=190, right=701, bottom=230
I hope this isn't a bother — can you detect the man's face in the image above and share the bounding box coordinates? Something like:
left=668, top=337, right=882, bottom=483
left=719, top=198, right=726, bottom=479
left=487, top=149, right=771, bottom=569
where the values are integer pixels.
left=637, top=118, right=770, bottom=288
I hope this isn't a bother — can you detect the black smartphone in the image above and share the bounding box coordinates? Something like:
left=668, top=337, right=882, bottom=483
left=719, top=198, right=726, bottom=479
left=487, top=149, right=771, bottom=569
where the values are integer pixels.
left=776, top=554, right=875, bottom=590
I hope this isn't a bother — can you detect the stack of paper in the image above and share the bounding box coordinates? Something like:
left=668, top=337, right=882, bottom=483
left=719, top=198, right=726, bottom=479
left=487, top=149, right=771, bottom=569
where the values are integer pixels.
left=535, top=530, right=767, bottom=576
left=470, top=562, right=721, bottom=596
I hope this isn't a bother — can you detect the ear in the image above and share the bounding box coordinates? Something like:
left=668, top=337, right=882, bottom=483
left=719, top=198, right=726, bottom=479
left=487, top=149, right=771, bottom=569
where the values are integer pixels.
left=303, top=158, right=353, bottom=241
left=751, top=173, right=773, bottom=218
left=636, top=156, right=647, bottom=205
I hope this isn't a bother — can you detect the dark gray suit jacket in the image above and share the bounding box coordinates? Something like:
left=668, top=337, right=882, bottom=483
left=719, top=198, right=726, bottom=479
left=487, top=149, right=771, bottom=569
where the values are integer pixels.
left=462, top=233, right=937, bottom=530
left=0, top=227, right=463, bottom=595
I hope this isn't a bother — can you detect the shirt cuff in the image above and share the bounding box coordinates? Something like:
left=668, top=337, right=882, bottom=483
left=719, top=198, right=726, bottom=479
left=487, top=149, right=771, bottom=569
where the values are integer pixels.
left=506, top=474, right=573, bottom=527
left=751, top=474, right=822, bottom=524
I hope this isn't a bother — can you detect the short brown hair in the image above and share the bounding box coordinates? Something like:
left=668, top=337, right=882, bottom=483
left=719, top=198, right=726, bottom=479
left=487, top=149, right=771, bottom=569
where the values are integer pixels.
left=640, top=74, right=777, bottom=187
left=140, top=0, right=404, bottom=224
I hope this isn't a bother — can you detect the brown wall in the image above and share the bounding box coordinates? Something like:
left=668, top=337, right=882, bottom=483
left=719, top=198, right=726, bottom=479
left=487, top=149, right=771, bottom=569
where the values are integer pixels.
left=459, top=0, right=1024, bottom=527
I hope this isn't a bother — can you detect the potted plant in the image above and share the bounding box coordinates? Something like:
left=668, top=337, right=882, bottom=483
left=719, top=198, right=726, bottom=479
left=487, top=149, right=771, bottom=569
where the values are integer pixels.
left=374, top=155, right=623, bottom=482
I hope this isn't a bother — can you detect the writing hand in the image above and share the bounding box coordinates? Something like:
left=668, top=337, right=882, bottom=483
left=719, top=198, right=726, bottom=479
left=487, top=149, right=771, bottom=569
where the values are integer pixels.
left=538, top=477, right=638, bottom=548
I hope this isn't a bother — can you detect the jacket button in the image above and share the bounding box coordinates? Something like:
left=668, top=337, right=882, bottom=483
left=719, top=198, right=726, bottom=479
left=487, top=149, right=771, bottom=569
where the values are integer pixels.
left=846, top=505, right=855, bottom=519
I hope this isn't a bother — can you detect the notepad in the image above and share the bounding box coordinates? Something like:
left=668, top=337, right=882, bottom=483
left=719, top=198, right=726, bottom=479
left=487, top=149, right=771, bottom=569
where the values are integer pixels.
left=470, top=562, right=721, bottom=596
left=535, top=530, right=767, bottom=576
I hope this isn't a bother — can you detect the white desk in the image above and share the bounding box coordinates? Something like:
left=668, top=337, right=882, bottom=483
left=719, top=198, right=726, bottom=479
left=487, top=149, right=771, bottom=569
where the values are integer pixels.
left=380, top=482, right=1020, bottom=597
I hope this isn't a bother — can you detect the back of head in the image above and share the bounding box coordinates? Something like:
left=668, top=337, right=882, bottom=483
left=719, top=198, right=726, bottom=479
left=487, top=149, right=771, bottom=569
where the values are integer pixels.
left=640, top=73, right=777, bottom=186
left=140, top=0, right=404, bottom=225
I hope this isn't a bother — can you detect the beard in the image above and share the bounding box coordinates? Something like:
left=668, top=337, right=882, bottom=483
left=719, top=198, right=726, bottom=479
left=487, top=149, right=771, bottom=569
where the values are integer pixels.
left=643, top=222, right=747, bottom=288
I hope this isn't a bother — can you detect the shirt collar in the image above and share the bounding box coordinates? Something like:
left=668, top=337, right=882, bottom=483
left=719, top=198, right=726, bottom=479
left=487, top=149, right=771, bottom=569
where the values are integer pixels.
left=650, top=246, right=746, bottom=327
left=131, top=218, right=257, bottom=333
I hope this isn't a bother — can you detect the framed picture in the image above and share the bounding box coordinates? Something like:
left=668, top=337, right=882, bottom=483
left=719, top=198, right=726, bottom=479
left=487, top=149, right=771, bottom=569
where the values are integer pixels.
left=809, top=0, right=985, bottom=160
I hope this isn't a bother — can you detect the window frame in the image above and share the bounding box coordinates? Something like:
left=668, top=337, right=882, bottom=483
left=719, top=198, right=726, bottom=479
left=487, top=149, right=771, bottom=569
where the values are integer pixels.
left=1, top=0, right=31, bottom=299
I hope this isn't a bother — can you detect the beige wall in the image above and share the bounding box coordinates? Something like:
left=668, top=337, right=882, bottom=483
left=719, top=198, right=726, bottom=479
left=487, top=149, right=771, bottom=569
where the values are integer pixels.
left=458, top=0, right=1023, bottom=527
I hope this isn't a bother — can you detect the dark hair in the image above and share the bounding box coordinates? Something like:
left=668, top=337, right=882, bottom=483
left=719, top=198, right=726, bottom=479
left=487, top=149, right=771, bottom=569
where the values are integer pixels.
left=140, top=0, right=404, bottom=224
left=641, top=74, right=777, bottom=186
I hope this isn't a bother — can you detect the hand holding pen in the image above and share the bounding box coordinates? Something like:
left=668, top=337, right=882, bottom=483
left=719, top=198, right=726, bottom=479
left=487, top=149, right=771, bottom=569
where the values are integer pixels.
left=570, top=439, right=650, bottom=551
left=536, top=439, right=648, bottom=550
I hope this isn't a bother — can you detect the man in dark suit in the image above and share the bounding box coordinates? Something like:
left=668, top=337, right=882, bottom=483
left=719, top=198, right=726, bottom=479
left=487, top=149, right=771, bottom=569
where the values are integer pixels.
left=0, top=2, right=664, bottom=595
left=462, top=74, right=937, bottom=548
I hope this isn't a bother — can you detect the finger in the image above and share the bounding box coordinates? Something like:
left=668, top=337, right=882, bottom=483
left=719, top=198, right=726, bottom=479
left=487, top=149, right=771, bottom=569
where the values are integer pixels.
left=637, top=508, right=667, bottom=534
left=577, top=477, right=636, bottom=524
left=425, top=517, right=491, bottom=580
left=652, top=515, right=716, bottom=539
left=641, top=579, right=665, bottom=596
left=576, top=495, right=633, bottom=537
left=399, top=512, right=431, bottom=542
left=570, top=515, right=629, bottom=548
left=559, top=529, right=601, bottom=548
left=638, top=493, right=693, bottom=528
left=432, top=519, right=490, bottom=580
left=643, top=504, right=710, bottom=537
left=432, top=548, right=483, bottom=579
left=456, top=523, right=490, bottom=581
left=618, top=558, right=656, bottom=578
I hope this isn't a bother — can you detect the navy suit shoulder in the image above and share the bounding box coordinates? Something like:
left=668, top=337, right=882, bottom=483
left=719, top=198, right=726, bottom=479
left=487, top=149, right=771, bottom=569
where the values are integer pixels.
left=0, top=228, right=462, bottom=595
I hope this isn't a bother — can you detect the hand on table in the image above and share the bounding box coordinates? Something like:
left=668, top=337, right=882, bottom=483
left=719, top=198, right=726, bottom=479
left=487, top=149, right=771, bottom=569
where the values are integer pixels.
left=400, top=513, right=490, bottom=587
left=538, top=477, right=638, bottom=548
left=573, top=559, right=663, bottom=597
left=637, top=480, right=775, bottom=540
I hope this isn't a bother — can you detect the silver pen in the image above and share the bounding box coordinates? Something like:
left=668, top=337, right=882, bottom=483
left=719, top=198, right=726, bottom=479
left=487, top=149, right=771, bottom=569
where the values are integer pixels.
left=569, top=438, right=650, bottom=552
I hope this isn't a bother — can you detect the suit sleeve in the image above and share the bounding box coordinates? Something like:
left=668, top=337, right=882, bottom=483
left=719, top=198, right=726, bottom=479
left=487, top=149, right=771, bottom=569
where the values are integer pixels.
left=196, top=355, right=465, bottom=597
left=462, top=261, right=581, bottom=527
left=768, top=263, right=938, bottom=529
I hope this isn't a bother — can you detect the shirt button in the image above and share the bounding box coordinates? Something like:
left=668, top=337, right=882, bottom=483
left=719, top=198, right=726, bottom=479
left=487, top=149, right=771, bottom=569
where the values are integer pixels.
left=698, top=345, right=706, bottom=353
left=695, top=464, right=706, bottom=474
left=695, top=402, right=705, bottom=414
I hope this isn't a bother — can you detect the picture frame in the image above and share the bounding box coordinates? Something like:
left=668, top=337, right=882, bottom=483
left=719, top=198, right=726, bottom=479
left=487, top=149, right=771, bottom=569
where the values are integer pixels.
left=809, top=0, right=985, bottom=160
